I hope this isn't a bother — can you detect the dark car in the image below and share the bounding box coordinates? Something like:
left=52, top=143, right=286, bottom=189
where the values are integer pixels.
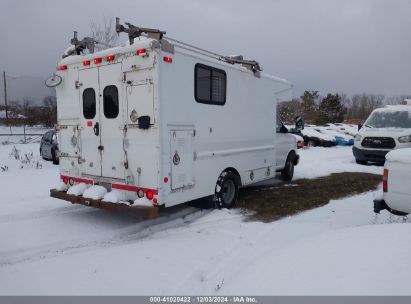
left=40, top=130, right=59, bottom=165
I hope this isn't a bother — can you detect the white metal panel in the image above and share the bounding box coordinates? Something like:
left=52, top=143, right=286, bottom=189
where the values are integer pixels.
left=78, top=68, right=101, bottom=176
left=126, top=80, right=154, bottom=124
left=98, top=63, right=125, bottom=179
left=170, top=130, right=194, bottom=190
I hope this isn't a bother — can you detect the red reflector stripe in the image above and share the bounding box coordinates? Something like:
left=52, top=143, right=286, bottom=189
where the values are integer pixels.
left=60, top=175, right=93, bottom=185
left=111, top=183, right=158, bottom=195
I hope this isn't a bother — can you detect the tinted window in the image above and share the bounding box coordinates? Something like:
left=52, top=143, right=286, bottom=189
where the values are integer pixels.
left=103, top=85, right=119, bottom=119
left=83, top=88, right=96, bottom=119
left=276, top=116, right=282, bottom=133
left=195, top=64, right=226, bottom=105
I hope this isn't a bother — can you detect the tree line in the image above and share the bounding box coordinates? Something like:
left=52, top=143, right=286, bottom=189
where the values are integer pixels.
left=277, top=91, right=410, bottom=125
left=0, top=95, right=57, bottom=127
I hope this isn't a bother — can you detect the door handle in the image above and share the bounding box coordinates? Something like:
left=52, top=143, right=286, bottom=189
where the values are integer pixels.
left=93, top=122, right=100, bottom=136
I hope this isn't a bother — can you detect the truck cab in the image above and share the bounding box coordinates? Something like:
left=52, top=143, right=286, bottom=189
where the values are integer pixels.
left=353, top=100, right=411, bottom=165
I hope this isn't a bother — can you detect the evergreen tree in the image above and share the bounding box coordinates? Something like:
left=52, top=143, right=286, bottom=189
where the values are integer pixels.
left=317, top=93, right=345, bottom=124
left=300, top=90, right=318, bottom=123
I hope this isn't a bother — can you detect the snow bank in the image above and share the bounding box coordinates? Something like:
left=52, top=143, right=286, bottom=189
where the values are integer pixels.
left=103, top=190, right=128, bottom=203
left=386, top=148, right=411, bottom=164
left=82, top=185, right=107, bottom=200
left=133, top=197, right=153, bottom=206
left=67, top=183, right=89, bottom=196
left=54, top=182, right=68, bottom=192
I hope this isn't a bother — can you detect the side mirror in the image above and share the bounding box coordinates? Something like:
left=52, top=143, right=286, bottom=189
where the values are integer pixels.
left=358, top=124, right=363, bottom=131
left=295, top=116, right=305, bottom=131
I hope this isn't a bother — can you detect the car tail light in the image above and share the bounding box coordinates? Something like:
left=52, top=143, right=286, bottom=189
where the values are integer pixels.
left=59, top=65, right=67, bottom=71
left=163, top=56, right=173, bottom=63
left=83, top=60, right=90, bottom=66
left=94, top=57, right=102, bottom=64
left=137, top=48, right=146, bottom=55
left=62, top=176, right=69, bottom=184
left=383, top=169, right=388, bottom=192
left=297, top=141, right=304, bottom=149
left=106, top=55, right=115, bottom=62
left=146, top=190, right=154, bottom=200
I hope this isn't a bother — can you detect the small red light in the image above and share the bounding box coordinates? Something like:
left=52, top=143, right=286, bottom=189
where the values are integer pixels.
left=62, top=177, right=69, bottom=184
left=146, top=190, right=154, bottom=200
left=163, top=177, right=169, bottom=183
left=59, top=65, right=67, bottom=71
left=163, top=56, right=173, bottom=63
left=106, top=55, right=115, bottom=62
left=87, top=121, right=93, bottom=127
left=83, top=60, right=90, bottom=66
left=137, top=48, right=146, bottom=55
left=94, top=57, right=102, bottom=64
left=383, top=169, right=388, bottom=192
left=153, top=198, right=158, bottom=205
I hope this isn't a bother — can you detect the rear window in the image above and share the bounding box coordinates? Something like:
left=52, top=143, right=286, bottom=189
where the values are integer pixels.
left=195, top=64, right=226, bottom=105
left=82, top=88, right=96, bottom=119
left=103, top=85, right=119, bottom=119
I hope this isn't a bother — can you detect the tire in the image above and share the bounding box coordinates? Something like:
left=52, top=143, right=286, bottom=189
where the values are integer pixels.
left=40, top=146, right=48, bottom=161
left=51, top=148, right=59, bottom=165
left=281, top=153, right=295, bottom=182
left=356, top=159, right=367, bottom=165
left=214, top=171, right=240, bottom=209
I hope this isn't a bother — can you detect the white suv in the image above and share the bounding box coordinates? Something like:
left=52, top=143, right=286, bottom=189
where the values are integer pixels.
left=374, top=148, right=411, bottom=216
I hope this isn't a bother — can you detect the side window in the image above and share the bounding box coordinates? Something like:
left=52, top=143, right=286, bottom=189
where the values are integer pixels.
left=83, top=88, right=96, bottom=119
left=276, top=116, right=283, bottom=133
left=195, top=63, right=226, bottom=105
left=103, top=85, right=119, bottom=119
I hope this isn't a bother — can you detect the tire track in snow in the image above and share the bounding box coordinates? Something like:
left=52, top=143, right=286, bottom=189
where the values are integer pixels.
left=0, top=207, right=211, bottom=268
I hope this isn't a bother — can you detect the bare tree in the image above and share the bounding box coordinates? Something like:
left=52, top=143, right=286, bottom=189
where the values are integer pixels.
left=90, top=15, right=118, bottom=51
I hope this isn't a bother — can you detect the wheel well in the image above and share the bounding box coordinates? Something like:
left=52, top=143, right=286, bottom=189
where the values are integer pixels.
left=222, top=167, right=242, bottom=186
left=287, top=150, right=298, bottom=164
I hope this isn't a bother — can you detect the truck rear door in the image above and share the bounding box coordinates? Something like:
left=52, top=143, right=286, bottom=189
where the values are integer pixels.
left=78, top=63, right=125, bottom=179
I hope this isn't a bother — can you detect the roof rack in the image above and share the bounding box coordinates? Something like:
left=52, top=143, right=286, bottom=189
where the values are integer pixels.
left=116, top=17, right=166, bottom=45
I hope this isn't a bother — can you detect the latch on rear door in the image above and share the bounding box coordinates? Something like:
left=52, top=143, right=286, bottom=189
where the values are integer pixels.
left=98, top=145, right=104, bottom=151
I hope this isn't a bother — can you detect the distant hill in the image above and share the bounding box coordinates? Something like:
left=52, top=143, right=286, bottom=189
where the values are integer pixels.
left=0, top=75, right=55, bottom=106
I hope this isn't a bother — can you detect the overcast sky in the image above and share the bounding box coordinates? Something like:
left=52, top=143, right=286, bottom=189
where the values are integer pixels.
left=0, top=0, right=410, bottom=99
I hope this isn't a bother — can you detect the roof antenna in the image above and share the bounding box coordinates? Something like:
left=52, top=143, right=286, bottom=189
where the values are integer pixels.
left=63, top=31, right=97, bottom=58
left=116, top=17, right=166, bottom=45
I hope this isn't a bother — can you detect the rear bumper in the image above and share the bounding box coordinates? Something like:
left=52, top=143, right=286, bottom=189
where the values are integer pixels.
left=50, top=189, right=159, bottom=219
left=352, top=146, right=388, bottom=163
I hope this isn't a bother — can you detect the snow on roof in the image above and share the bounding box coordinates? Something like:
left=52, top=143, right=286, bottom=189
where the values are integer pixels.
left=386, top=148, right=411, bottom=164
left=373, top=104, right=411, bottom=114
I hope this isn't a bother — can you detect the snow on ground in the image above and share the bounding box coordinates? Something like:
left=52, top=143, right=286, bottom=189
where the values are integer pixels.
left=0, top=143, right=409, bottom=295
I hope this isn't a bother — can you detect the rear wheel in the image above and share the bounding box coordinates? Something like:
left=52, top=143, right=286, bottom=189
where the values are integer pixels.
left=51, top=148, right=59, bottom=165
left=281, top=153, right=295, bottom=181
left=214, top=171, right=240, bottom=209
left=356, top=159, right=367, bottom=165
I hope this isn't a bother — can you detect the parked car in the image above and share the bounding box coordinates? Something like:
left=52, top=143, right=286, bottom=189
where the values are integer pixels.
left=373, top=148, right=411, bottom=216
left=40, top=130, right=59, bottom=165
left=353, top=100, right=411, bottom=165
left=325, top=123, right=358, bottom=137
left=299, top=127, right=336, bottom=147
left=315, top=127, right=354, bottom=146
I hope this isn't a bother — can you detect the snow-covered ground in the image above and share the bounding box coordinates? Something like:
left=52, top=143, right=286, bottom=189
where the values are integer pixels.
left=0, top=143, right=409, bottom=295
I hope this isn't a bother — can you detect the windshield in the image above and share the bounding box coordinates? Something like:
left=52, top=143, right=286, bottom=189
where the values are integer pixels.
left=364, top=110, right=411, bottom=128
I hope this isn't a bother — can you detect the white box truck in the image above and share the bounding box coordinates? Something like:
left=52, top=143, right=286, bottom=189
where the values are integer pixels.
left=48, top=20, right=298, bottom=215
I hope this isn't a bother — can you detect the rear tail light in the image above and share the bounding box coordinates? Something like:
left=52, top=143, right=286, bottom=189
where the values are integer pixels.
left=59, top=65, right=67, bottom=71
left=137, top=189, right=145, bottom=198
left=163, top=56, right=173, bottom=63
left=83, top=60, right=90, bottom=66
left=297, top=141, right=304, bottom=149
left=137, top=48, right=146, bottom=55
left=62, top=176, right=69, bottom=184
left=383, top=169, right=388, bottom=192
left=93, top=57, right=102, bottom=64
left=106, top=55, right=115, bottom=62
left=146, top=190, right=154, bottom=200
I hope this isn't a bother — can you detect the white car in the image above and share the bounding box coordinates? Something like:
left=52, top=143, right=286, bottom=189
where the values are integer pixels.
left=374, top=148, right=411, bottom=216
left=353, top=100, right=411, bottom=165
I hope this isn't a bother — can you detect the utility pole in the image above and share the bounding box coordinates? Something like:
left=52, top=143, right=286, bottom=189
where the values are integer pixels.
left=3, top=71, right=8, bottom=124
